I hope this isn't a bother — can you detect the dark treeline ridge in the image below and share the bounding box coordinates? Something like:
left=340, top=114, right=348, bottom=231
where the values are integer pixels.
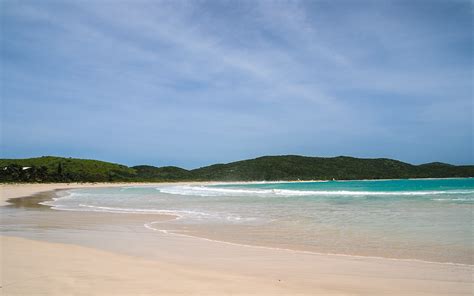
left=0, top=155, right=473, bottom=183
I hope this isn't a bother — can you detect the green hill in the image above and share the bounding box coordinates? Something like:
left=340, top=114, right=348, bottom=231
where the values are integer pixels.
left=0, top=155, right=472, bottom=183
left=132, top=165, right=191, bottom=181
left=190, top=155, right=474, bottom=181
left=0, top=156, right=136, bottom=182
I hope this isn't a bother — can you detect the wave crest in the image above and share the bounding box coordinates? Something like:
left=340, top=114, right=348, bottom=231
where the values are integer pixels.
left=157, top=185, right=474, bottom=198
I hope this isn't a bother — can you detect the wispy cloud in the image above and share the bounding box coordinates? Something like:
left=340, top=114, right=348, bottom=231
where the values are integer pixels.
left=1, top=0, right=472, bottom=167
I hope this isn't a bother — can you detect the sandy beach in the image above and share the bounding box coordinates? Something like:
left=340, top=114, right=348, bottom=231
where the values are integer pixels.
left=0, top=182, right=210, bottom=206
left=1, top=183, right=472, bottom=295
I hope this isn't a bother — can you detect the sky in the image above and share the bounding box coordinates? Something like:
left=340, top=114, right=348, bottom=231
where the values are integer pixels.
left=1, top=0, right=472, bottom=168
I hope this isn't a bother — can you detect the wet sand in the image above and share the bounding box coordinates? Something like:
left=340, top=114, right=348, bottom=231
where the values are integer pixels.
left=1, top=184, right=472, bottom=295
left=0, top=182, right=211, bottom=206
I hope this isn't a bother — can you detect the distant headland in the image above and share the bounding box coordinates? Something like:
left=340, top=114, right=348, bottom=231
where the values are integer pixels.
left=1, top=155, right=473, bottom=183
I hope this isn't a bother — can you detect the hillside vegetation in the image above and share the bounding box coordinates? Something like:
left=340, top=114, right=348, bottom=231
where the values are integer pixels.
left=0, top=156, right=136, bottom=182
left=191, top=156, right=474, bottom=180
left=0, top=155, right=472, bottom=183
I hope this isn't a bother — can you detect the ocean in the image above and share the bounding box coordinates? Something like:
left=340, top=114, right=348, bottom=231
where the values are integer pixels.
left=43, top=178, right=474, bottom=265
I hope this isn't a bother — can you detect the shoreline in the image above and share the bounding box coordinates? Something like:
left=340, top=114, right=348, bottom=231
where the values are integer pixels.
left=2, top=176, right=471, bottom=203
left=0, top=182, right=221, bottom=207
left=143, top=220, right=473, bottom=268
left=1, top=183, right=473, bottom=295
left=4, top=183, right=473, bottom=267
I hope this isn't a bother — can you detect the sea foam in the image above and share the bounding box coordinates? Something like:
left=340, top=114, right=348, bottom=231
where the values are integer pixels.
left=157, top=185, right=474, bottom=197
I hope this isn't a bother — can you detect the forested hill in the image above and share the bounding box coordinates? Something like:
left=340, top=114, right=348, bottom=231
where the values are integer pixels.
left=0, top=155, right=473, bottom=183
left=190, top=156, right=474, bottom=180
left=0, top=156, right=136, bottom=182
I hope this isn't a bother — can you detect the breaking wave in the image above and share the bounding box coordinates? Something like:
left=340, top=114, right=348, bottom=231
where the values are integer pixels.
left=157, top=185, right=474, bottom=197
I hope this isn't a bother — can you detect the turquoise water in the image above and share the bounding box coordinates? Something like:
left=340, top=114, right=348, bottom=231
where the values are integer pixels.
left=217, top=178, right=474, bottom=193
left=44, top=178, right=474, bottom=264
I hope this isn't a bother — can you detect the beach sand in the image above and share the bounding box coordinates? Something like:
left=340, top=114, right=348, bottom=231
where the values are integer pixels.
left=0, top=182, right=205, bottom=206
left=1, top=183, right=472, bottom=295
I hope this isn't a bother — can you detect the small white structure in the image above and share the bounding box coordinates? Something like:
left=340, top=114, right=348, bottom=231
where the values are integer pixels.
left=22, top=167, right=32, bottom=170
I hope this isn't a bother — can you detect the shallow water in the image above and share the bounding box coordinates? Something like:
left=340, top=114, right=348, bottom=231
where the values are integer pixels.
left=39, top=178, right=474, bottom=264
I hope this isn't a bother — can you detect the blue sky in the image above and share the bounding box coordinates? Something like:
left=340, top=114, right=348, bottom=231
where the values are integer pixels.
left=1, top=0, right=472, bottom=168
